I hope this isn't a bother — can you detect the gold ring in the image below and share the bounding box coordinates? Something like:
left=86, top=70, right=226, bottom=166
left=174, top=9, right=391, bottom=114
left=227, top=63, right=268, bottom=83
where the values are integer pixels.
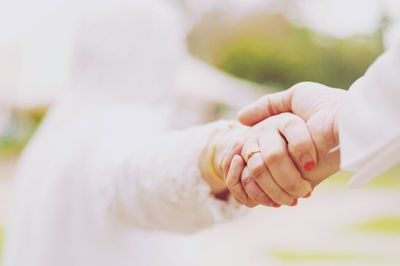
left=245, top=150, right=261, bottom=162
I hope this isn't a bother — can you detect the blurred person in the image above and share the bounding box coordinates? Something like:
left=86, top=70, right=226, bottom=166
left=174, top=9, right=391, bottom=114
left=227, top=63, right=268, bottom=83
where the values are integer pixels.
left=3, top=1, right=314, bottom=266
left=232, top=38, right=400, bottom=203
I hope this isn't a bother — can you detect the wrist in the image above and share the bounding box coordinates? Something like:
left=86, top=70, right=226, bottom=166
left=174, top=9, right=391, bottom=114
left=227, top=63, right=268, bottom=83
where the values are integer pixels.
left=211, top=123, right=248, bottom=178
left=200, top=122, right=246, bottom=196
left=199, top=127, right=229, bottom=195
left=199, top=144, right=227, bottom=194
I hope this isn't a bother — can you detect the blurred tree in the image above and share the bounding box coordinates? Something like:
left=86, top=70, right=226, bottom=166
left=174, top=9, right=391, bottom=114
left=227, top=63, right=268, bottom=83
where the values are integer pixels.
left=0, top=107, right=47, bottom=157
left=189, top=12, right=383, bottom=90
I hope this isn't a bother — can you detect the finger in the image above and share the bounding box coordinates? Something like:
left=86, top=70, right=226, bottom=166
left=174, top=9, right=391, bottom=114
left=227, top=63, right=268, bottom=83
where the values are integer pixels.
left=247, top=152, right=296, bottom=206
left=232, top=195, right=245, bottom=205
left=241, top=167, right=279, bottom=207
left=237, top=90, right=293, bottom=126
left=226, top=155, right=249, bottom=205
left=238, top=167, right=258, bottom=208
left=241, top=137, right=260, bottom=163
left=258, top=130, right=312, bottom=198
left=277, top=113, right=317, bottom=172
left=222, top=144, right=243, bottom=179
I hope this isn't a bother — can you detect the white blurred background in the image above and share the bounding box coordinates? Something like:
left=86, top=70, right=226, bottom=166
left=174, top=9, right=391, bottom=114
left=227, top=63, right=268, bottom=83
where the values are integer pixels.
left=1, top=0, right=400, bottom=110
left=1, top=0, right=400, bottom=265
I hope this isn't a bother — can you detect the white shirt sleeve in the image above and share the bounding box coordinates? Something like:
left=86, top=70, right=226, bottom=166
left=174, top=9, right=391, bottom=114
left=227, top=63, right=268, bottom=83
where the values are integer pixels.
left=338, top=40, right=400, bottom=187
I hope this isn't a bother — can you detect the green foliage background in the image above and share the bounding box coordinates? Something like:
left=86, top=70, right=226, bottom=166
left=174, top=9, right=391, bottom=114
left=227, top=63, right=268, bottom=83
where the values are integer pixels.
left=0, top=108, right=46, bottom=158
left=189, top=13, right=384, bottom=90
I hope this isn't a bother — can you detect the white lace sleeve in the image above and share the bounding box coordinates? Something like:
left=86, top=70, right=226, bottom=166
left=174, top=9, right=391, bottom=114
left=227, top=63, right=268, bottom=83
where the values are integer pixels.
left=83, top=106, right=246, bottom=234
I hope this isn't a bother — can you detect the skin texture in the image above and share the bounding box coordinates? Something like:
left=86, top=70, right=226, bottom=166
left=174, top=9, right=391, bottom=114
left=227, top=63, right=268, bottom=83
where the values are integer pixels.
left=202, top=82, right=345, bottom=208
left=202, top=111, right=320, bottom=208
left=237, top=82, right=345, bottom=190
left=199, top=125, right=247, bottom=201
left=240, top=113, right=315, bottom=206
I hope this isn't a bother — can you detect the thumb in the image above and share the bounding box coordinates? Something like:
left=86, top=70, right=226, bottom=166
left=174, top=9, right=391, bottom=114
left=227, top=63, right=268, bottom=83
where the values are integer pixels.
left=237, top=89, right=293, bottom=126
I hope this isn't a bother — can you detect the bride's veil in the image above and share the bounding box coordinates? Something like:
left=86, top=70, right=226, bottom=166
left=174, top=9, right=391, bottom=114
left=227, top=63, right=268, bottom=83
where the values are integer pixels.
left=68, top=0, right=187, bottom=107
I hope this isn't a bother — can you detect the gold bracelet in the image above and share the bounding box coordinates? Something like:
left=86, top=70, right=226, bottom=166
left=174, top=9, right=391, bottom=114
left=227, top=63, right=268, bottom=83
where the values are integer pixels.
left=207, top=122, right=240, bottom=182
left=208, top=146, right=224, bottom=182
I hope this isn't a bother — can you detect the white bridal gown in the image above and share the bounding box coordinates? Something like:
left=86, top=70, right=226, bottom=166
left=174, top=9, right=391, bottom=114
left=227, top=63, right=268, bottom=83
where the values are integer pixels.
left=3, top=1, right=247, bottom=266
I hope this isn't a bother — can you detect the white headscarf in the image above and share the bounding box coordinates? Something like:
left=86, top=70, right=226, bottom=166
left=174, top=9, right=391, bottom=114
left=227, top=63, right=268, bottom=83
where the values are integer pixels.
left=69, top=0, right=187, bottom=106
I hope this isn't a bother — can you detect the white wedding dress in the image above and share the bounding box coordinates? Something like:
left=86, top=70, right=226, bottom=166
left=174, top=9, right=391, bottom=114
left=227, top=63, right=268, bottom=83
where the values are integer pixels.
left=3, top=1, right=246, bottom=266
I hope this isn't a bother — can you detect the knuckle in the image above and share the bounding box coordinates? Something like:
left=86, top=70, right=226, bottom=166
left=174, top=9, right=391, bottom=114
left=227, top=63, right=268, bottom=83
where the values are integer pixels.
left=233, top=182, right=244, bottom=193
left=278, top=198, right=293, bottom=206
left=269, top=191, right=293, bottom=205
left=240, top=148, right=248, bottom=160
left=243, top=196, right=258, bottom=208
left=282, top=196, right=296, bottom=206
left=290, top=141, right=313, bottom=157
left=254, top=192, right=269, bottom=205
left=264, top=151, right=285, bottom=165
left=280, top=116, right=299, bottom=131
left=241, top=176, right=252, bottom=187
left=227, top=179, right=240, bottom=193
left=249, top=163, right=266, bottom=180
left=284, top=182, right=302, bottom=196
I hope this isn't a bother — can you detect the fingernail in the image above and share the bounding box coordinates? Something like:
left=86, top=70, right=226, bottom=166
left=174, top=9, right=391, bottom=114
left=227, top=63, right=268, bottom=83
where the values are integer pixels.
left=289, top=199, right=298, bottom=206
left=301, top=154, right=316, bottom=171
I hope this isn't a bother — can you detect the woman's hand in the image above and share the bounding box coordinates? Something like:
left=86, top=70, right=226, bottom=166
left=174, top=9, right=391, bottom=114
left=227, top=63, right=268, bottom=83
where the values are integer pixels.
left=200, top=123, right=258, bottom=205
left=202, top=109, right=321, bottom=209
left=237, top=113, right=315, bottom=207
left=238, top=82, right=345, bottom=187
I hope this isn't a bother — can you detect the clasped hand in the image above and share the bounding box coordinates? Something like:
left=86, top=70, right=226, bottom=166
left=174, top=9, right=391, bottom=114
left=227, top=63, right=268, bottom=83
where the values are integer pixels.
left=212, top=82, right=344, bottom=208
left=213, top=113, right=315, bottom=207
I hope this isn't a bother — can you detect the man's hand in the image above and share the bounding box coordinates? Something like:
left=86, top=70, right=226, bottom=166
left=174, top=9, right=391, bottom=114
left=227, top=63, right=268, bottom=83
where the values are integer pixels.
left=238, top=82, right=345, bottom=187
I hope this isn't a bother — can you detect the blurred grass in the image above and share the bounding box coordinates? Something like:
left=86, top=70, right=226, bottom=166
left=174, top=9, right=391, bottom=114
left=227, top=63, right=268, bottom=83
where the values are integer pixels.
left=269, top=250, right=383, bottom=263
left=0, top=226, right=3, bottom=254
left=326, top=165, right=400, bottom=188
left=352, top=216, right=400, bottom=235
left=0, top=107, right=46, bottom=158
